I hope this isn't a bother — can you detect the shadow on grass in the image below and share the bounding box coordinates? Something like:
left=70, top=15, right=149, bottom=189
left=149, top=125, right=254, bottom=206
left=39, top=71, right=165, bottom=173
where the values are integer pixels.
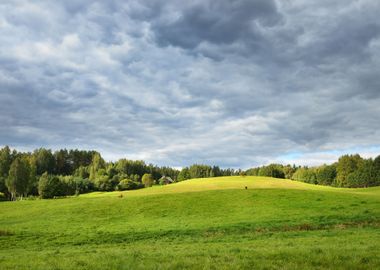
left=0, top=229, right=13, bottom=236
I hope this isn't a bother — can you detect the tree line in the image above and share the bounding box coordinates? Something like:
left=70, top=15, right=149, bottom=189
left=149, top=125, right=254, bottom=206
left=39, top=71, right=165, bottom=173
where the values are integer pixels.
left=245, top=154, right=380, bottom=188
left=0, top=147, right=238, bottom=201
left=1, top=146, right=379, bottom=201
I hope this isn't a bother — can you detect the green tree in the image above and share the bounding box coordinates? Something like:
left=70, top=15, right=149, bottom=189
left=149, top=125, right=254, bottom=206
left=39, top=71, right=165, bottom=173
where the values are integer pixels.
left=74, top=165, right=89, bottom=179
left=283, top=165, right=296, bottom=179
left=27, top=155, right=38, bottom=195
left=34, top=148, right=55, bottom=175
left=89, top=153, right=105, bottom=181
left=346, top=159, right=378, bottom=187
left=0, top=146, right=13, bottom=177
left=336, top=154, right=363, bottom=187
left=316, top=164, right=336, bottom=186
left=38, top=173, right=63, bottom=199
left=374, top=155, right=380, bottom=184
left=189, top=164, right=212, bottom=179
left=54, top=149, right=72, bottom=175
left=142, top=173, right=154, bottom=187
left=116, top=179, right=144, bottom=191
left=0, top=146, right=14, bottom=197
left=6, top=157, right=30, bottom=200
left=177, top=167, right=191, bottom=181
left=258, top=164, right=285, bottom=178
left=292, top=167, right=317, bottom=184
left=0, top=176, right=7, bottom=197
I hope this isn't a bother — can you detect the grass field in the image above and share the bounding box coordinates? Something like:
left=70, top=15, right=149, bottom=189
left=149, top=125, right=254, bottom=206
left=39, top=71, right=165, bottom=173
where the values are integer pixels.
left=1, top=176, right=380, bottom=269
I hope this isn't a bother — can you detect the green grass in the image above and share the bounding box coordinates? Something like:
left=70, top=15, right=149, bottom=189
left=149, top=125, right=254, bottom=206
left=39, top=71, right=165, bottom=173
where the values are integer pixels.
left=1, top=176, right=380, bottom=269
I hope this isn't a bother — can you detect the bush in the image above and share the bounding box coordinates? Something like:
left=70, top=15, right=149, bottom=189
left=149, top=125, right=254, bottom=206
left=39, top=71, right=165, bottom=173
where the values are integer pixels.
left=74, top=178, right=93, bottom=194
left=94, top=175, right=114, bottom=191
left=116, top=179, right=144, bottom=191
left=38, top=173, right=64, bottom=199
left=59, top=175, right=77, bottom=195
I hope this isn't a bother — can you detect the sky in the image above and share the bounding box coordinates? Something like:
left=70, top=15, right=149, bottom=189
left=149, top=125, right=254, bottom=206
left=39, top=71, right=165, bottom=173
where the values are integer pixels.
left=0, top=0, right=380, bottom=169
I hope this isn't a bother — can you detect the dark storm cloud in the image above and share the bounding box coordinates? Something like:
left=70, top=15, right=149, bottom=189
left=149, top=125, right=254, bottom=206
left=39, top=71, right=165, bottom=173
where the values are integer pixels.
left=0, top=0, right=379, bottom=167
left=152, top=0, right=282, bottom=49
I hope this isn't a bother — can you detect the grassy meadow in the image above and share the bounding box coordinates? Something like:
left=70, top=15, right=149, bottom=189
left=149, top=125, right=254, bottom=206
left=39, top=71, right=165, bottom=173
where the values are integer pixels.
left=1, top=176, right=380, bottom=269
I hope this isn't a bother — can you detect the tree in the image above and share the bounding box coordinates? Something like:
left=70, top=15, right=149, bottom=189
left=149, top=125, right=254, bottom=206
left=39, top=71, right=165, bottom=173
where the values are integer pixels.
left=336, top=154, right=364, bottom=187
left=292, top=167, right=317, bottom=184
left=246, top=167, right=260, bottom=176
left=89, top=152, right=105, bottom=181
left=283, top=165, right=296, bottom=179
left=74, top=165, right=89, bottom=179
left=346, top=159, right=378, bottom=187
left=374, top=155, right=380, bottom=184
left=177, top=167, right=191, bottom=181
left=54, top=149, right=72, bottom=175
left=27, top=155, right=38, bottom=195
left=189, top=164, right=212, bottom=179
left=38, top=173, right=63, bottom=199
left=316, top=164, right=336, bottom=186
left=0, top=146, right=13, bottom=178
left=34, top=148, right=55, bottom=175
left=258, top=164, right=285, bottom=178
left=6, top=157, right=30, bottom=200
left=0, top=176, right=7, bottom=197
left=116, top=179, right=144, bottom=191
left=142, top=173, right=154, bottom=187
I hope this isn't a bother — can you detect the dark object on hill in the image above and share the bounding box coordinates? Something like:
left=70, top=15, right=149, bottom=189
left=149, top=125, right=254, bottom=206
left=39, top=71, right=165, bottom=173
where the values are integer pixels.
left=245, top=186, right=248, bottom=190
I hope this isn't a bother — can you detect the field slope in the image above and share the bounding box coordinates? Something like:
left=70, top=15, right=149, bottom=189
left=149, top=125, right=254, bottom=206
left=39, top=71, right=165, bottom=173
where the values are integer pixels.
left=1, top=176, right=380, bottom=269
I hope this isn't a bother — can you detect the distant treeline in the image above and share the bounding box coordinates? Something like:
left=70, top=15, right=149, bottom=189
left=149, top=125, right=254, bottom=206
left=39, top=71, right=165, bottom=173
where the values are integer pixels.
left=0, top=146, right=239, bottom=201
left=245, top=154, right=380, bottom=188
left=1, top=146, right=379, bottom=201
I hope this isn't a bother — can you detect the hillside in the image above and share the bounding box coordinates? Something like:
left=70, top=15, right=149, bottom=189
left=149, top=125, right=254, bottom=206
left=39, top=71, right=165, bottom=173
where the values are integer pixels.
left=84, top=176, right=380, bottom=198
left=1, top=176, right=380, bottom=269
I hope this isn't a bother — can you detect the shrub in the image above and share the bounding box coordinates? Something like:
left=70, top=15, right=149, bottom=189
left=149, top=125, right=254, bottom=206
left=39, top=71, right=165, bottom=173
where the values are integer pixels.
left=38, top=173, right=64, bottom=199
left=74, top=178, right=93, bottom=194
left=116, top=179, right=144, bottom=191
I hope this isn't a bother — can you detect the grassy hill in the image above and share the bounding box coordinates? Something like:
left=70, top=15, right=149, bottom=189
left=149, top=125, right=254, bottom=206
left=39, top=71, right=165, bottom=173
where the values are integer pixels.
left=1, top=176, right=380, bottom=269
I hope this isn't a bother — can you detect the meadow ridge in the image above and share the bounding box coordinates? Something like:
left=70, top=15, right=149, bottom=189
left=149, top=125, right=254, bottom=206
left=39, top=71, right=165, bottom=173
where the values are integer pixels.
left=84, top=176, right=380, bottom=197
left=1, top=176, right=380, bottom=269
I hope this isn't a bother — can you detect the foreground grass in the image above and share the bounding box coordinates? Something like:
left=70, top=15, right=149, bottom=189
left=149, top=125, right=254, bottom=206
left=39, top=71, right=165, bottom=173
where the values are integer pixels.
left=0, top=176, right=380, bottom=269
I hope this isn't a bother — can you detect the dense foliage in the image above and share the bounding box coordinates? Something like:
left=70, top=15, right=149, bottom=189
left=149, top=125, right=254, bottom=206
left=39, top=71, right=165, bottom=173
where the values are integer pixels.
left=246, top=154, right=380, bottom=188
left=0, top=146, right=181, bottom=200
left=1, top=145, right=379, bottom=200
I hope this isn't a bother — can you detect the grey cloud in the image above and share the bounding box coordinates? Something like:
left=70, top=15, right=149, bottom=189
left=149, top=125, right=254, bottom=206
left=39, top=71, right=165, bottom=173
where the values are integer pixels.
left=0, top=0, right=379, bottom=168
left=151, top=0, right=281, bottom=47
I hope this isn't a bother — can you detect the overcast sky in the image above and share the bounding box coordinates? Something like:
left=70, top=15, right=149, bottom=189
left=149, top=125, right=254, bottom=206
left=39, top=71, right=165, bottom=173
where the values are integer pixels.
left=1, top=0, right=380, bottom=168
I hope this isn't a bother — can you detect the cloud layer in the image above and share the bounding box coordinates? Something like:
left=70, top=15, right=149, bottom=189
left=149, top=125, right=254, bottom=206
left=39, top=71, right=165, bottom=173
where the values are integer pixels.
left=1, top=0, right=379, bottom=168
